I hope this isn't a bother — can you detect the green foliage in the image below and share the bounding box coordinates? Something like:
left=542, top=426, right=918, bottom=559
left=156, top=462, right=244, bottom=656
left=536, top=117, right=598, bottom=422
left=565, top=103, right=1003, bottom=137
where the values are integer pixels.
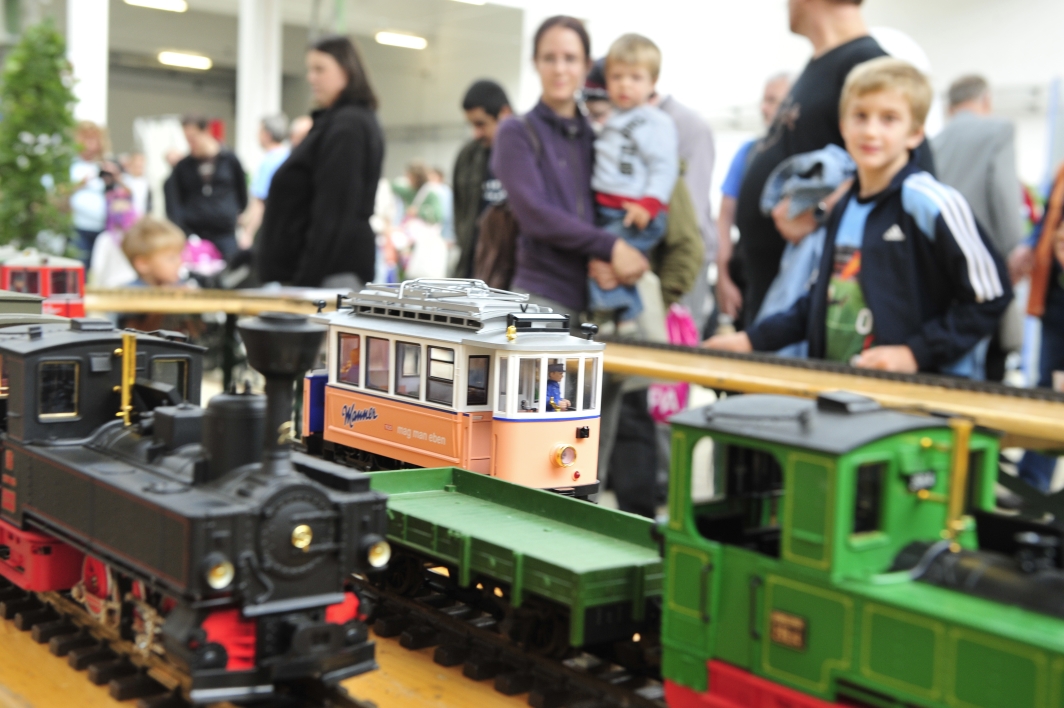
left=0, top=19, right=77, bottom=246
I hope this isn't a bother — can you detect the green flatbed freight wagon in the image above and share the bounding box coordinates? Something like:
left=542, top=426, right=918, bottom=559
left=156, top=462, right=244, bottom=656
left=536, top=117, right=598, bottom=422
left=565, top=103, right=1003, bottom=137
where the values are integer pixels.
left=368, top=467, right=663, bottom=648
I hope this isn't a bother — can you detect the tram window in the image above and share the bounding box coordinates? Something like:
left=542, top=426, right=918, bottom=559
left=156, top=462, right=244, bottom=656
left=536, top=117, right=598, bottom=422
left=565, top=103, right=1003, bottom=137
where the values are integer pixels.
left=366, top=337, right=390, bottom=392
left=338, top=334, right=361, bottom=386
left=427, top=346, right=455, bottom=406
left=39, top=361, right=79, bottom=418
left=582, top=358, right=598, bottom=410
left=853, top=463, right=885, bottom=534
left=545, top=358, right=576, bottom=412
left=467, top=356, right=489, bottom=406
left=395, top=342, right=422, bottom=399
left=51, top=270, right=76, bottom=295
left=9, top=270, right=39, bottom=294
left=517, top=358, right=541, bottom=413
left=497, top=358, right=508, bottom=412
left=152, top=358, right=188, bottom=399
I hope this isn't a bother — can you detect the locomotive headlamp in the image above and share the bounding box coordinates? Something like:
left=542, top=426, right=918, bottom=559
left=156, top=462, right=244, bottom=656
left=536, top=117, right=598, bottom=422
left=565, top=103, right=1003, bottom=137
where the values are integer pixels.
left=205, top=554, right=235, bottom=590
left=552, top=445, right=577, bottom=468
left=365, top=536, right=392, bottom=569
left=291, top=524, right=313, bottom=551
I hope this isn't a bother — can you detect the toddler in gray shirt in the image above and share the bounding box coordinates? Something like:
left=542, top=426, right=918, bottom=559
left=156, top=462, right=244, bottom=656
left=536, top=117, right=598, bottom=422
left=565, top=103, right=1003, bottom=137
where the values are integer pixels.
left=590, top=33, right=678, bottom=321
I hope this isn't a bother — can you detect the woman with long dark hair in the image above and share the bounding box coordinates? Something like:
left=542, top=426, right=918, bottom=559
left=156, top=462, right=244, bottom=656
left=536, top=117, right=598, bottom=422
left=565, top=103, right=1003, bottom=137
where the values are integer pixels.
left=491, top=16, right=648, bottom=319
left=257, top=35, right=384, bottom=289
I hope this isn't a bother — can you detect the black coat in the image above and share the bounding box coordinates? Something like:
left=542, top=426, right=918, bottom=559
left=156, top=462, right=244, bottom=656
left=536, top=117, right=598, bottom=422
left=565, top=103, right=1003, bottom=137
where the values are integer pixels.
left=165, top=149, right=247, bottom=240
left=258, top=98, right=384, bottom=286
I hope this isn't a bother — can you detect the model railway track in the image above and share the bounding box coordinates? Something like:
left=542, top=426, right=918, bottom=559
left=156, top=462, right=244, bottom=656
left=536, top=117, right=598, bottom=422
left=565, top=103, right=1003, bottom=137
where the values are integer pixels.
left=351, top=575, right=665, bottom=708
left=84, top=287, right=343, bottom=316
left=0, top=577, right=372, bottom=708
left=602, top=339, right=1064, bottom=449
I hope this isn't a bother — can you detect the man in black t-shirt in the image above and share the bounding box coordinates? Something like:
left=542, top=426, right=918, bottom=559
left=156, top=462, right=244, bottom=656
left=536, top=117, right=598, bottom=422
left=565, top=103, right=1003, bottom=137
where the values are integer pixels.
left=733, top=0, right=932, bottom=327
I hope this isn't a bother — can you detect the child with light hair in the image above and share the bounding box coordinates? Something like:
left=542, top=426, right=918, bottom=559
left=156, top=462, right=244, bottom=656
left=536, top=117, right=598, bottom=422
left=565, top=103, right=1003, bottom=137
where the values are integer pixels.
left=122, top=216, right=188, bottom=287
left=589, top=33, right=678, bottom=323
left=707, top=57, right=1011, bottom=377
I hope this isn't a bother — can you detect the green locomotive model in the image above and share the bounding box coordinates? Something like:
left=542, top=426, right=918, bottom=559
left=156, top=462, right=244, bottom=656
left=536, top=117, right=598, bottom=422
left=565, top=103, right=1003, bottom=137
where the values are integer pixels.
left=662, top=390, right=1061, bottom=708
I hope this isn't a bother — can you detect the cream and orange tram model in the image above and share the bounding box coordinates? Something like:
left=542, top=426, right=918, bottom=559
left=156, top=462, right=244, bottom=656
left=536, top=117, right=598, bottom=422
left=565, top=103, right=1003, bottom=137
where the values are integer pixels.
left=302, top=279, right=605, bottom=498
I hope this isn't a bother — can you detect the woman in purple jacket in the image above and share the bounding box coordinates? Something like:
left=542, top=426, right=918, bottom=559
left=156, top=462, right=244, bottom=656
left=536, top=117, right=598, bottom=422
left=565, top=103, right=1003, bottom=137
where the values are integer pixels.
left=492, top=16, right=648, bottom=319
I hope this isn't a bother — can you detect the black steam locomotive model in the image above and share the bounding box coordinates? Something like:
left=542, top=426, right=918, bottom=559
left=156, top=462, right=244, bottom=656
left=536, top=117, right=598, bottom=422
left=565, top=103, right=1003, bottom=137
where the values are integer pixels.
left=0, top=313, right=390, bottom=704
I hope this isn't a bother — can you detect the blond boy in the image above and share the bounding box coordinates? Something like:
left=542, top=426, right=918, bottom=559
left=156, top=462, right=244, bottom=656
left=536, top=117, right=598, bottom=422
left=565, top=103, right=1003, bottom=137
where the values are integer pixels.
left=122, top=216, right=187, bottom=287
left=707, top=58, right=1010, bottom=376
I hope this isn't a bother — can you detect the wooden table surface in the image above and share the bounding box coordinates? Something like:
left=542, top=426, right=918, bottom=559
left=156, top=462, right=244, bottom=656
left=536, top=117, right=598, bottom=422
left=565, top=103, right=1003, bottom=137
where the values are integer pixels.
left=0, top=619, right=527, bottom=708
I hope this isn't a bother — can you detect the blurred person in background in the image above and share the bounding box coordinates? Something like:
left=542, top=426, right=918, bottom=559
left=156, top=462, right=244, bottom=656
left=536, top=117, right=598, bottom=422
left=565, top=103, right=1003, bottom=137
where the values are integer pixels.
left=257, top=35, right=383, bottom=290
left=452, top=80, right=512, bottom=277
left=1016, top=164, right=1064, bottom=490
left=393, top=160, right=444, bottom=225
left=71, top=121, right=114, bottom=265
left=428, top=167, right=455, bottom=244
left=492, top=15, right=647, bottom=321
left=240, top=113, right=290, bottom=248
left=119, top=151, right=150, bottom=216
left=734, top=0, right=935, bottom=330
left=122, top=216, right=189, bottom=288
left=289, top=115, right=313, bottom=148
left=716, top=73, right=791, bottom=324
left=164, top=115, right=248, bottom=260
left=932, top=75, right=1026, bottom=381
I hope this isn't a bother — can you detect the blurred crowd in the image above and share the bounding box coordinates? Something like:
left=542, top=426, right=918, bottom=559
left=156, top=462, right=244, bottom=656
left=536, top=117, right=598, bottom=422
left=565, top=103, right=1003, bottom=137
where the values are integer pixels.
left=66, top=0, right=1064, bottom=508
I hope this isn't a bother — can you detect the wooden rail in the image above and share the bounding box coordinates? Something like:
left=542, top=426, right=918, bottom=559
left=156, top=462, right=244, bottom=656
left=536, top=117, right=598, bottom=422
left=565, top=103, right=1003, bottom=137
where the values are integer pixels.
left=85, top=287, right=342, bottom=316
left=603, top=342, right=1064, bottom=450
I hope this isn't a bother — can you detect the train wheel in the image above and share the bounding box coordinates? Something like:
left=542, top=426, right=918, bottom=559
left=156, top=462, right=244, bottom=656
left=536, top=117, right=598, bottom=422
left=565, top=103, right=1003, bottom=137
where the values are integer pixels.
left=506, top=600, right=570, bottom=658
left=71, top=556, right=123, bottom=629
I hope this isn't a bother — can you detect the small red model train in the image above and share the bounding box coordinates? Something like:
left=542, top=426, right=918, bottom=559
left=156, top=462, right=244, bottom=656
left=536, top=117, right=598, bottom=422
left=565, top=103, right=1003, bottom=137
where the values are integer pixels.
left=0, top=248, right=85, bottom=317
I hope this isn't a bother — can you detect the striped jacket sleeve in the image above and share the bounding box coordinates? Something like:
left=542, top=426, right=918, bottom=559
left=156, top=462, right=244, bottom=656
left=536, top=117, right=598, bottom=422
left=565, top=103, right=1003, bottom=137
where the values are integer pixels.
left=901, top=173, right=1013, bottom=369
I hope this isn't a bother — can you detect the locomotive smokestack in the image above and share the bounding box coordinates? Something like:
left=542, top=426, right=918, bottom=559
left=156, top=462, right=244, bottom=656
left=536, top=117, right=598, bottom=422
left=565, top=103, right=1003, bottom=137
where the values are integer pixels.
left=237, top=312, right=326, bottom=475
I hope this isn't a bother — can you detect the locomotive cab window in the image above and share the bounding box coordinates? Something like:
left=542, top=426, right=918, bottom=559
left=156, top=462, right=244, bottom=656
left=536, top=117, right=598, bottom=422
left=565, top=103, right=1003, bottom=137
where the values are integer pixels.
left=693, top=444, right=783, bottom=559
left=39, top=361, right=79, bottom=419
left=395, top=342, right=421, bottom=399
left=467, top=355, right=489, bottom=406
left=853, top=462, right=886, bottom=535
left=366, top=337, right=389, bottom=392
left=151, top=358, right=188, bottom=399
left=427, top=347, right=454, bottom=406
left=338, top=333, right=361, bottom=386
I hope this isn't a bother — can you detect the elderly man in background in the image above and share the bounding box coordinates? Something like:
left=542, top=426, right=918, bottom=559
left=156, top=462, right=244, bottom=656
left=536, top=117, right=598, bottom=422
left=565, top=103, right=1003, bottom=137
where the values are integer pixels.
left=240, top=113, right=290, bottom=248
left=932, top=75, right=1026, bottom=381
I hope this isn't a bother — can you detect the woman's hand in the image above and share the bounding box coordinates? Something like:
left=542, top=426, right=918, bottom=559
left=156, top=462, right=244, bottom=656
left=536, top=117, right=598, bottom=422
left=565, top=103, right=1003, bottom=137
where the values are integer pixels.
left=588, top=259, right=619, bottom=290
left=610, top=239, right=649, bottom=285
left=702, top=331, right=753, bottom=352
left=852, top=345, right=918, bottom=373
left=1008, top=244, right=1035, bottom=283
left=771, top=197, right=817, bottom=245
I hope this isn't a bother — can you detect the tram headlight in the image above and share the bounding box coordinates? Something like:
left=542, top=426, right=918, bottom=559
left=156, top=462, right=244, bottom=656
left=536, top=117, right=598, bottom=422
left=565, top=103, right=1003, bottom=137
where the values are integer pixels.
left=552, top=444, right=577, bottom=468
left=204, top=553, right=235, bottom=590
left=364, top=535, right=392, bottom=569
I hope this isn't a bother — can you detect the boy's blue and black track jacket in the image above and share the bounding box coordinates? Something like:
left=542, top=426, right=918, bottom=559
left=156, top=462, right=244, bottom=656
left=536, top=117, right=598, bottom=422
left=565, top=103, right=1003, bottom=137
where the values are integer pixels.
left=746, top=158, right=1013, bottom=373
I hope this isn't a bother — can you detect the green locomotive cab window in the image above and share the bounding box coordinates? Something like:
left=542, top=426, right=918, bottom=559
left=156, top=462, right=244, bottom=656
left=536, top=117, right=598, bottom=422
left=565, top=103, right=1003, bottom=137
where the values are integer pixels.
left=690, top=436, right=724, bottom=503
left=39, top=361, right=79, bottom=419
left=366, top=337, right=390, bottom=392
left=395, top=341, right=422, bottom=399
left=517, top=357, right=541, bottom=413
left=497, top=357, right=508, bottom=412
left=338, top=333, right=361, bottom=386
left=694, top=444, right=783, bottom=558
left=853, top=462, right=885, bottom=534
left=466, top=355, right=489, bottom=406
left=151, top=358, right=188, bottom=399
left=427, top=346, right=455, bottom=406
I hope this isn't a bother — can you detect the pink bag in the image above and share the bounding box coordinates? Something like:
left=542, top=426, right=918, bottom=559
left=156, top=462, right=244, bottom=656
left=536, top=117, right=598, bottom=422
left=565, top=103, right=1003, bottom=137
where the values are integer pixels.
left=648, top=304, right=699, bottom=423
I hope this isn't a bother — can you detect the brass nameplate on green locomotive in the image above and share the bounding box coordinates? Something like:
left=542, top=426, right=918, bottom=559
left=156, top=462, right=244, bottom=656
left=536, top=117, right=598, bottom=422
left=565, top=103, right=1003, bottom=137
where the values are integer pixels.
left=769, top=610, right=807, bottom=651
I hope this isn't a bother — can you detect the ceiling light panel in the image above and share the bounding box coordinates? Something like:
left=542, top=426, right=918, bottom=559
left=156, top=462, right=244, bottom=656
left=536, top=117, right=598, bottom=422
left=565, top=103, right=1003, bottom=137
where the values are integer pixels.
left=158, top=51, right=213, bottom=70
left=125, top=0, right=189, bottom=11
left=375, top=32, right=428, bottom=50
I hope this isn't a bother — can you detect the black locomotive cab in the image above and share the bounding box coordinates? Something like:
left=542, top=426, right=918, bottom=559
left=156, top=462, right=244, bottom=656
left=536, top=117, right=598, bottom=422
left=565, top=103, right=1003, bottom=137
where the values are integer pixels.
left=0, top=319, right=202, bottom=442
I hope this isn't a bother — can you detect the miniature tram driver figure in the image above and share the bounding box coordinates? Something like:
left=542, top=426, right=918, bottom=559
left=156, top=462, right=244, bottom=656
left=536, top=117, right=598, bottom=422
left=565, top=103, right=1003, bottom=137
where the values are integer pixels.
left=546, top=363, right=571, bottom=411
